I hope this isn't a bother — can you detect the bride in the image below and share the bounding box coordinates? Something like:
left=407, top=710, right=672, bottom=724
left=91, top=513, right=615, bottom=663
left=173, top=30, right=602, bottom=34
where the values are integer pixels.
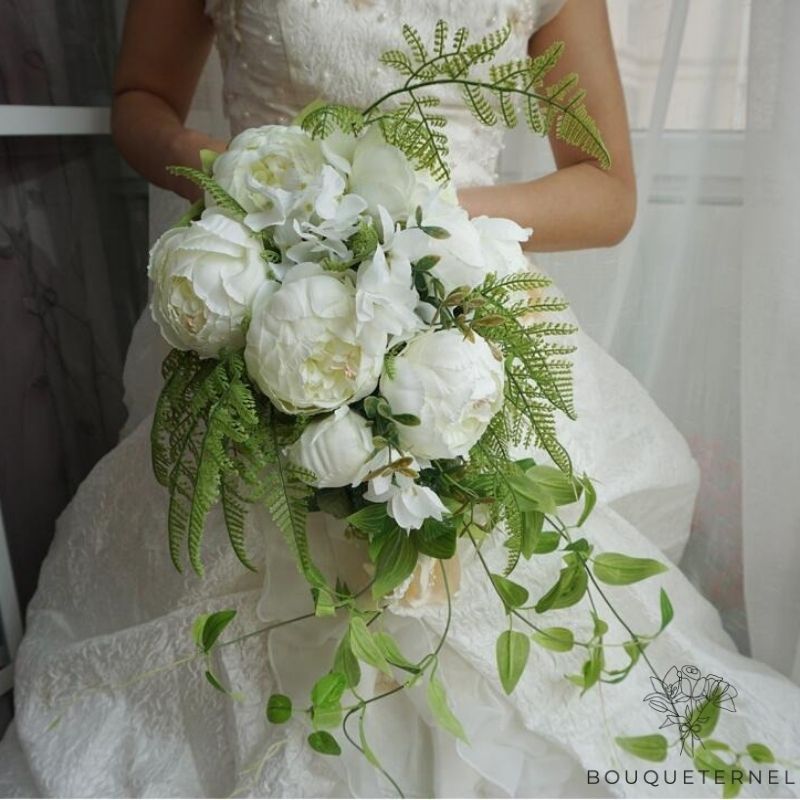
left=1, top=1, right=799, bottom=797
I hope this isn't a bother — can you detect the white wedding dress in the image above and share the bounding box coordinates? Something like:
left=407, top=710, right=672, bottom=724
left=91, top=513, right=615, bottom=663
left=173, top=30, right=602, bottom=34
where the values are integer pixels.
left=2, top=2, right=799, bottom=798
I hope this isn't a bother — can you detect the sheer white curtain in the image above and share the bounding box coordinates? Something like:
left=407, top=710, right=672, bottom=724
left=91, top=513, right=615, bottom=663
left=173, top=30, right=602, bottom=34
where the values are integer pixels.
left=741, top=0, right=800, bottom=681
left=503, top=0, right=799, bottom=679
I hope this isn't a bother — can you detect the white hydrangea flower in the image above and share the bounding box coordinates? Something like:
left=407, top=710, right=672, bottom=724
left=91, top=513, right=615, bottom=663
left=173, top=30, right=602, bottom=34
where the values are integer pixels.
left=244, top=264, right=386, bottom=414
left=148, top=210, right=269, bottom=358
left=355, top=244, right=423, bottom=341
left=380, top=329, right=505, bottom=460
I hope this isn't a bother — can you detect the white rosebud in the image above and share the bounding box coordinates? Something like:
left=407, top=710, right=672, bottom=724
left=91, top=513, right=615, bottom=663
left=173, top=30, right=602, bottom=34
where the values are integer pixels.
left=148, top=210, right=269, bottom=358
left=380, top=329, right=505, bottom=460
left=212, top=125, right=326, bottom=229
left=245, top=264, right=386, bottom=414
left=287, top=407, right=374, bottom=488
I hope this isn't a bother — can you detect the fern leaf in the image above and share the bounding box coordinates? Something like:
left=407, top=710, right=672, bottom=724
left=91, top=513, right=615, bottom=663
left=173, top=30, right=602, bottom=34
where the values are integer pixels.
left=402, top=24, right=428, bottom=64
left=433, top=19, right=448, bottom=56
left=380, top=49, right=414, bottom=76
left=461, top=84, right=496, bottom=126
left=166, top=166, right=246, bottom=216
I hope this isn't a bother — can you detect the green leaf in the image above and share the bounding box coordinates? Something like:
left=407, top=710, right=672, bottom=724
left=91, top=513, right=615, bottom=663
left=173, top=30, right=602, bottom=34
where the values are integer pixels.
left=426, top=672, right=468, bottom=742
left=535, top=561, right=588, bottom=612
left=506, top=473, right=556, bottom=514
left=490, top=573, right=530, bottom=612
left=311, top=672, right=347, bottom=710
left=746, top=743, right=775, bottom=764
left=420, top=224, right=451, bottom=239
left=593, top=553, right=668, bottom=586
left=658, top=589, right=674, bottom=632
left=347, top=503, right=394, bottom=536
left=519, top=511, right=544, bottom=559
left=615, top=734, right=668, bottom=762
left=308, top=731, right=342, bottom=756
left=392, top=413, right=421, bottom=426
left=413, top=255, right=441, bottom=272
left=576, top=474, right=597, bottom=526
left=199, top=148, right=219, bottom=175
left=693, top=745, right=729, bottom=773
left=372, top=531, right=418, bottom=599
left=205, top=670, right=227, bottom=694
left=531, top=530, right=560, bottom=554
left=349, top=617, right=393, bottom=676
left=496, top=630, right=530, bottom=694
left=703, top=740, right=733, bottom=752
left=580, top=646, right=603, bottom=693
left=333, top=633, right=362, bottom=689
left=532, top=627, right=574, bottom=652
left=524, top=465, right=582, bottom=506
left=374, top=632, right=421, bottom=673
left=194, top=609, right=236, bottom=653
left=266, top=694, right=292, bottom=724
left=412, top=518, right=457, bottom=559
left=686, top=693, right=721, bottom=741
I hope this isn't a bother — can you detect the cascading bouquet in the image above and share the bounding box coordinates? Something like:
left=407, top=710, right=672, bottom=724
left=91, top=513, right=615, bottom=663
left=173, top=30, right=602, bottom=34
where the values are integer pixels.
left=147, top=20, right=775, bottom=797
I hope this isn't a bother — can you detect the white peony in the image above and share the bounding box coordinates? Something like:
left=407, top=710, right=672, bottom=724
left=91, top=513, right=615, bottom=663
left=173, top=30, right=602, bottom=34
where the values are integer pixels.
left=359, top=450, right=448, bottom=532
left=212, top=125, right=326, bottom=230
left=380, top=329, right=505, bottom=460
left=472, top=215, right=532, bottom=278
left=287, top=407, right=375, bottom=488
left=245, top=264, right=386, bottom=414
left=355, top=245, right=422, bottom=341
left=148, top=210, right=269, bottom=358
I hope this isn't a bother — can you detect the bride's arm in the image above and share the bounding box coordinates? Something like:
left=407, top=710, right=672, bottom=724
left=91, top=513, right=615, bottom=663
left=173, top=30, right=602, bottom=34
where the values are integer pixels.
left=458, top=0, right=636, bottom=252
left=111, top=0, right=226, bottom=200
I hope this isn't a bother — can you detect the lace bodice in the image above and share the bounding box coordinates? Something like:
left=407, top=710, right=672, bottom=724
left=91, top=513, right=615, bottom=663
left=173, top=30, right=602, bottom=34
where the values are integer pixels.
left=205, top=0, right=566, bottom=187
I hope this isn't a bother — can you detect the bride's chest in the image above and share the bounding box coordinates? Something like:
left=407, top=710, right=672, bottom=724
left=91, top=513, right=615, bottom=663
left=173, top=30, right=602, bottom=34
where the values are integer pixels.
left=208, top=0, right=537, bottom=110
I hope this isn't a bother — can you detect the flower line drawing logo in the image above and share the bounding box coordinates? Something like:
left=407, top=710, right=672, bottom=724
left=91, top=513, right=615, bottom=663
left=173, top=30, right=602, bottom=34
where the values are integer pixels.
left=644, top=664, right=738, bottom=753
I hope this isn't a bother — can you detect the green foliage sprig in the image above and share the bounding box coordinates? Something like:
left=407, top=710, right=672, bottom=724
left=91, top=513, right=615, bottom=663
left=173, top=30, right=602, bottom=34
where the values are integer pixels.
left=300, top=20, right=611, bottom=180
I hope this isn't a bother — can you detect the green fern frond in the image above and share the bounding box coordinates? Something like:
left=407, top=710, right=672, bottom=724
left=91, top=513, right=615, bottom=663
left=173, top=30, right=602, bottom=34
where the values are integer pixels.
left=461, top=84, right=496, bottom=126
left=402, top=24, right=428, bottom=64
left=433, top=19, right=448, bottom=56
left=380, top=49, right=414, bottom=76
left=167, top=166, right=246, bottom=216
left=300, top=104, right=365, bottom=139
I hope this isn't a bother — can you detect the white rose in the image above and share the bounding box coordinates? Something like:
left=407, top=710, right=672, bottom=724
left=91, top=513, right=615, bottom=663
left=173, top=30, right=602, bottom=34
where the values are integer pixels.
left=472, top=216, right=532, bottom=278
left=355, top=245, right=422, bottom=341
left=287, top=407, right=375, bottom=488
left=245, top=264, right=386, bottom=414
left=380, top=329, right=505, bottom=460
left=391, top=196, right=488, bottom=294
left=212, top=125, right=326, bottom=229
left=148, top=211, right=269, bottom=358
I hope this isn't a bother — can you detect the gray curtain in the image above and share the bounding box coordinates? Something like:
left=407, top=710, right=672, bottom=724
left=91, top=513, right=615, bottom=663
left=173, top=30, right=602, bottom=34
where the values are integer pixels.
left=0, top=0, right=149, bottom=611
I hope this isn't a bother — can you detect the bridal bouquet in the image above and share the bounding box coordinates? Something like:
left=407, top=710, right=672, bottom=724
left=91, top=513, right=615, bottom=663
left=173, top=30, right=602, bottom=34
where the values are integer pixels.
left=147, top=20, right=770, bottom=795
